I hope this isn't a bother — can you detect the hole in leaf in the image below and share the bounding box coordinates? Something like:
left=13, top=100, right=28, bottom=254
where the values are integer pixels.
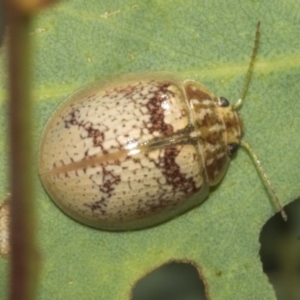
left=260, top=198, right=300, bottom=300
left=132, top=261, right=207, bottom=300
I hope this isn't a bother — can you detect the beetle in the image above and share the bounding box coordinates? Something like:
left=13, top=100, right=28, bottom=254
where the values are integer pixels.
left=38, top=22, right=286, bottom=230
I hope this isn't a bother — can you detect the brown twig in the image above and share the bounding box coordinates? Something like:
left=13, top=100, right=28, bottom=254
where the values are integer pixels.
left=7, top=4, right=37, bottom=300
left=6, top=0, right=58, bottom=299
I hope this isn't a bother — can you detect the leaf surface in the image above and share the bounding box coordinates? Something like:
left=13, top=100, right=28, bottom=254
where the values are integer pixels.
left=1, top=0, right=300, bottom=299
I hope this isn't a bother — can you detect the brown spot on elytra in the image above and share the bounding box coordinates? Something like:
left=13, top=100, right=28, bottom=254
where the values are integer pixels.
left=98, top=168, right=121, bottom=195
left=63, top=111, right=106, bottom=151
left=135, top=145, right=199, bottom=216
left=159, top=146, right=197, bottom=194
left=84, top=166, right=122, bottom=215
left=84, top=198, right=107, bottom=215
left=146, top=82, right=174, bottom=136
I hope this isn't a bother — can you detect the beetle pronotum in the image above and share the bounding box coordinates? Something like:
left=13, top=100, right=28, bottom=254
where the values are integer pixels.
left=38, top=22, right=287, bottom=230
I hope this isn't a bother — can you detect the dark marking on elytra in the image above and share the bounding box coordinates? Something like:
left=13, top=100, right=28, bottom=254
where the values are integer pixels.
left=146, top=82, right=175, bottom=136
left=63, top=108, right=107, bottom=152
left=84, top=198, right=107, bottom=215
left=159, top=146, right=198, bottom=195
left=133, top=145, right=199, bottom=216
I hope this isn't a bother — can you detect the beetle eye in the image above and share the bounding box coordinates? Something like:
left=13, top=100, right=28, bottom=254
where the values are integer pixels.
left=228, top=143, right=239, bottom=155
left=220, top=97, right=230, bottom=107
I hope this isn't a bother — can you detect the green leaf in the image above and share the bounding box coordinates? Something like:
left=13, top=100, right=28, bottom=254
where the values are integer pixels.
left=1, top=0, right=300, bottom=299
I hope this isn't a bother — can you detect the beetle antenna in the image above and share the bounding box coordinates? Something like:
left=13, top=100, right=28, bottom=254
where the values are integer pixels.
left=234, top=21, right=261, bottom=110
left=241, top=141, right=287, bottom=221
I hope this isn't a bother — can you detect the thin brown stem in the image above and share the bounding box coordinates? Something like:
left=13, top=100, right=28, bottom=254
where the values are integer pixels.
left=6, top=2, right=38, bottom=300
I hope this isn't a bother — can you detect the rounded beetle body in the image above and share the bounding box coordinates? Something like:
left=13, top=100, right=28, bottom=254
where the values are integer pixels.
left=38, top=72, right=243, bottom=230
